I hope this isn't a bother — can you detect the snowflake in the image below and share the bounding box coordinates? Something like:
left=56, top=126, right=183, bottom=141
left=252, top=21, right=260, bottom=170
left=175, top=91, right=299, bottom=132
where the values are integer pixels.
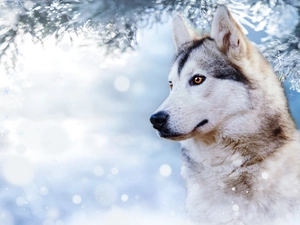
left=51, top=0, right=60, bottom=9
left=15, top=129, right=24, bottom=137
left=2, top=87, right=10, bottom=95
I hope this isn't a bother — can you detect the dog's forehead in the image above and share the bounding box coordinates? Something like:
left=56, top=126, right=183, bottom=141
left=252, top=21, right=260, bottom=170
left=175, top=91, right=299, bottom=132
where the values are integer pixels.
left=173, top=37, right=214, bottom=76
left=168, top=38, right=209, bottom=81
left=170, top=37, right=250, bottom=85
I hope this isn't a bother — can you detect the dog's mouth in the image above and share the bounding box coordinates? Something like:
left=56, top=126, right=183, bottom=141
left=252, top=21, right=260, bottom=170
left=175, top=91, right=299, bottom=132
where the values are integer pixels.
left=157, top=130, right=192, bottom=141
left=155, top=119, right=209, bottom=141
left=195, top=119, right=208, bottom=128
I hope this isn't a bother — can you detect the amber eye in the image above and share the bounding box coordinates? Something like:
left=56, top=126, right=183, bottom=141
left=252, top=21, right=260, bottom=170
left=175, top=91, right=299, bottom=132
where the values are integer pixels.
left=193, top=76, right=203, bottom=84
left=191, top=75, right=206, bottom=86
left=169, top=82, right=173, bottom=90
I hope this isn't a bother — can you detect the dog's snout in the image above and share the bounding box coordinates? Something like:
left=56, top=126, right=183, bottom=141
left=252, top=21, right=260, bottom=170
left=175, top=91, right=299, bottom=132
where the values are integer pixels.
left=150, top=111, right=169, bottom=130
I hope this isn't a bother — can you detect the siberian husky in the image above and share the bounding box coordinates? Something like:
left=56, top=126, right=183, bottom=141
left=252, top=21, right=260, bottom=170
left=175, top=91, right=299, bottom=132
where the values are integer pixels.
left=150, top=5, right=300, bottom=225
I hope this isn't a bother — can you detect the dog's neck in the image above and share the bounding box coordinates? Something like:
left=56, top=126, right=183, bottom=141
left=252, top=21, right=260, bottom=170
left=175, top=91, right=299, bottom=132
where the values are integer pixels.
left=181, top=110, right=296, bottom=172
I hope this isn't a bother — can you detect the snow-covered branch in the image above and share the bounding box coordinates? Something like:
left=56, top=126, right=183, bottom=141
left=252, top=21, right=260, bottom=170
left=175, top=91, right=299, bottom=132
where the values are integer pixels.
left=0, top=0, right=299, bottom=90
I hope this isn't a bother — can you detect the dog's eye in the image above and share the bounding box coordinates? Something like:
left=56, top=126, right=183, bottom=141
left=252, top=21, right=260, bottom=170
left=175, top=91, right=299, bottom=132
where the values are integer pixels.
left=191, top=75, right=206, bottom=85
left=169, top=81, right=173, bottom=90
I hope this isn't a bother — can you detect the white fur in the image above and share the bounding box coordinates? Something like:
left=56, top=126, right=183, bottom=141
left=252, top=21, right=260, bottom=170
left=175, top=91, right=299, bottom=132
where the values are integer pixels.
left=181, top=133, right=300, bottom=225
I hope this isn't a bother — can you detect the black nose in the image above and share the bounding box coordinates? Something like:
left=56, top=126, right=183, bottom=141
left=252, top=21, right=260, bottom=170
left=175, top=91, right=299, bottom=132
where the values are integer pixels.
left=150, top=111, right=169, bottom=130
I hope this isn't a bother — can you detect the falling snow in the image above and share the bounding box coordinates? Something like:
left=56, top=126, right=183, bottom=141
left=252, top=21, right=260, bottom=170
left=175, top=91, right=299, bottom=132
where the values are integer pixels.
left=111, top=167, right=119, bottom=175
left=159, top=164, right=172, bottom=177
left=93, top=166, right=104, bottom=177
left=114, top=75, right=131, bottom=92
left=40, top=186, right=49, bottom=195
left=72, top=195, right=82, bottom=205
left=262, top=172, right=269, bottom=180
left=232, top=204, right=239, bottom=212
left=121, top=194, right=129, bottom=202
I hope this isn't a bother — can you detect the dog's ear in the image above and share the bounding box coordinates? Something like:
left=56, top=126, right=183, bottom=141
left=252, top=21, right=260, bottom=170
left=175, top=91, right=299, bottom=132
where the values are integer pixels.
left=211, top=5, right=247, bottom=60
left=173, top=14, right=198, bottom=51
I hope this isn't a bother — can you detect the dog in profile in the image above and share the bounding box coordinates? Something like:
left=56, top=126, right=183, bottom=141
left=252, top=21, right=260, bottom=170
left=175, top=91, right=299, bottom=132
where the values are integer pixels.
left=150, top=5, right=300, bottom=225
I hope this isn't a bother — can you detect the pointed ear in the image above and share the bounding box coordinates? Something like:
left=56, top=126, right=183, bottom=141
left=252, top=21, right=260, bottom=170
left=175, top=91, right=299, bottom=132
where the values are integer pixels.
left=173, top=14, right=198, bottom=51
left=211, top=5, right=247, bottom=60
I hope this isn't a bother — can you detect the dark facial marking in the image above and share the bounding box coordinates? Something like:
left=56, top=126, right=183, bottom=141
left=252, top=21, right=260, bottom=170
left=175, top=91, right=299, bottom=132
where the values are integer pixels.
left=174, top=37, right=250, bottom=85
left=174, top=37, right=214, bottom=76
left=212, top=60, right=250, bottom=85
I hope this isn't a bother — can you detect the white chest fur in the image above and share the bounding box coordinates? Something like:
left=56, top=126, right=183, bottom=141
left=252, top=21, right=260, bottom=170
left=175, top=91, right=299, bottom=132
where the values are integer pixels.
left=180, top=135, right=300, bottom=225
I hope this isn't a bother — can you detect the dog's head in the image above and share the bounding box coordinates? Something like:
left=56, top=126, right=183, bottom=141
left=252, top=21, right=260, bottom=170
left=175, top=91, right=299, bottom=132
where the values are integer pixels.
left=150, top=5, right=261, bottom=141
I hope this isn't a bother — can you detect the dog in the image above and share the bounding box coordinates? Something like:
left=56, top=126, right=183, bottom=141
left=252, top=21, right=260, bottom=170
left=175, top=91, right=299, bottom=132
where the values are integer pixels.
left=150, top=5, right=300, bottom=225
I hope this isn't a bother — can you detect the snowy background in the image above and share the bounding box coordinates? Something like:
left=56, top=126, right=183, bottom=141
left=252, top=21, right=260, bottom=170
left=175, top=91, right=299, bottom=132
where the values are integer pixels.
left=0, top=2, right=300, bottom=225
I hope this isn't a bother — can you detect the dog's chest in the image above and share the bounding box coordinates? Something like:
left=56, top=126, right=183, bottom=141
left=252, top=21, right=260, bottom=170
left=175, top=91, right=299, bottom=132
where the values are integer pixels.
left=180, top=145, right=300, bottom=224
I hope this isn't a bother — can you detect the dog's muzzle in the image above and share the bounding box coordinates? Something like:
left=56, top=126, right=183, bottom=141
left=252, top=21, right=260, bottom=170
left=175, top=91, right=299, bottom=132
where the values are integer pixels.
left=150, top=111, right=168, bottom=130
left=150, top=111, right=209, bottom=139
